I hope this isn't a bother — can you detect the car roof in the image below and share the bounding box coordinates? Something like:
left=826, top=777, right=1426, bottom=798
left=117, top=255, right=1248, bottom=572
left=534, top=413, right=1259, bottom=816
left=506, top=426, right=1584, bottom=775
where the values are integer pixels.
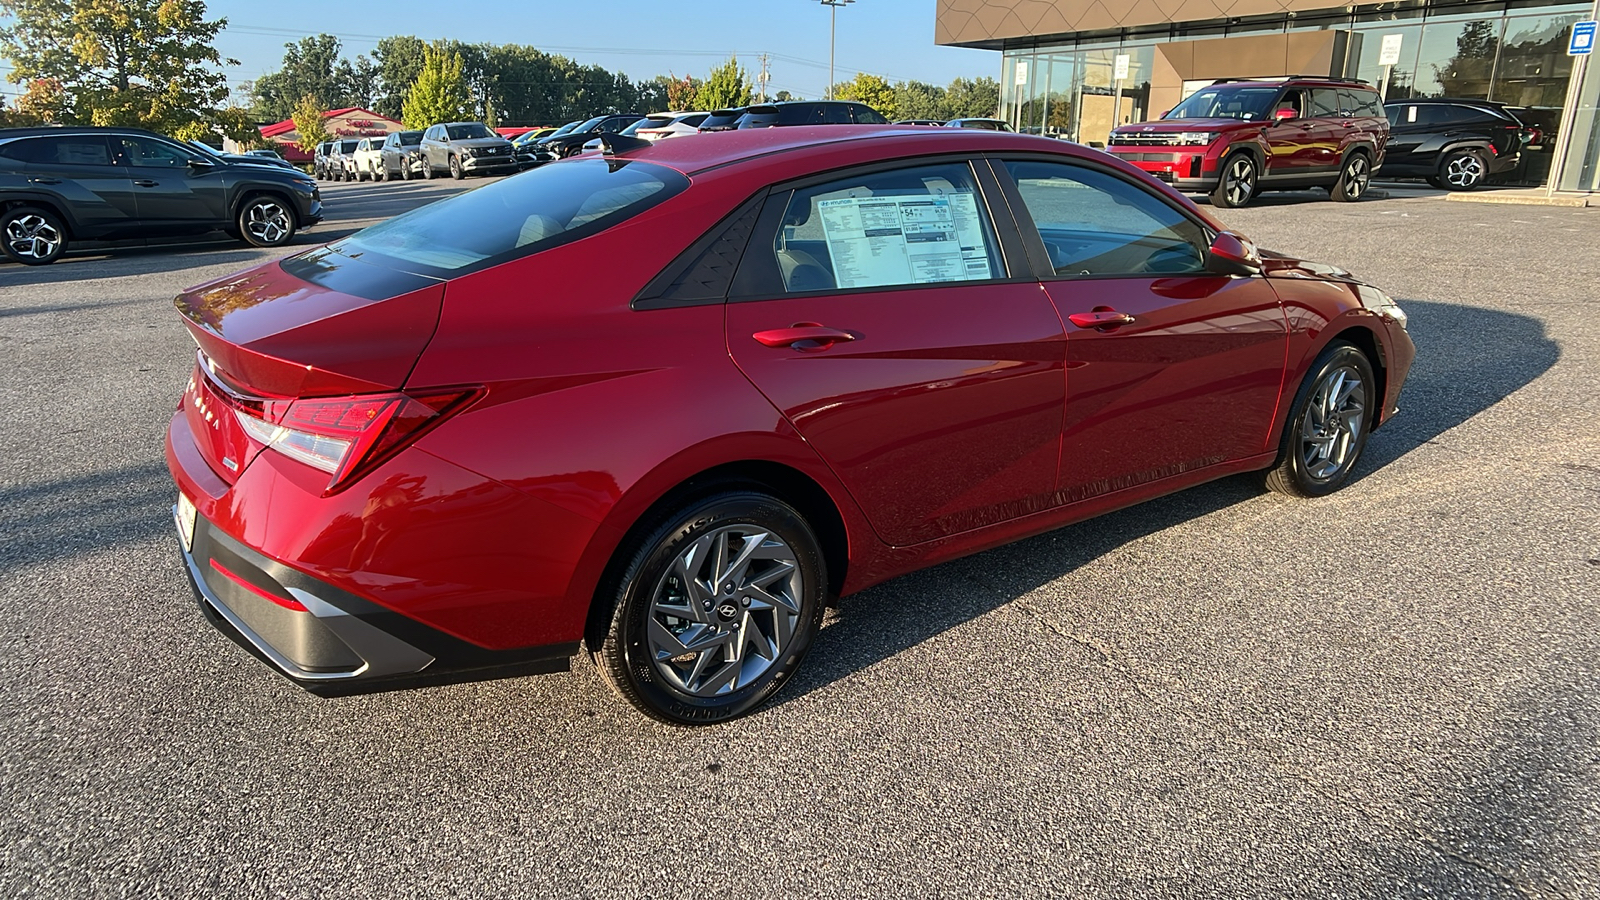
left=1383, top=97, right=1506, bottom=107
left=576, top=124, right=1090, bottom=176
left=0, top=125, right=171, bottom=141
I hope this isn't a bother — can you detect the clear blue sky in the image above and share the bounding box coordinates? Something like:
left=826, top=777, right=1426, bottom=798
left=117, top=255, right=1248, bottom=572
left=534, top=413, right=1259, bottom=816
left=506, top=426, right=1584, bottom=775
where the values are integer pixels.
left=205, top=0, right=1000, bottom=106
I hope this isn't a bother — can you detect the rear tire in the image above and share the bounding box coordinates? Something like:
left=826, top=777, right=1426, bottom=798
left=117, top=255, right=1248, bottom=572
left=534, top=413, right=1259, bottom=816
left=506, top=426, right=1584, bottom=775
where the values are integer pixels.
left=593, top=490, right=827, bottom=725
left=1263, top=341, right=1376, bottom=498
left=1331, top=151, right=1372, bottom=202
left=1438, top=149, right=1487, bottom=191
left=1210, top=153, right=1257, bottom=208
left=0, top=205, right=68, bottom=265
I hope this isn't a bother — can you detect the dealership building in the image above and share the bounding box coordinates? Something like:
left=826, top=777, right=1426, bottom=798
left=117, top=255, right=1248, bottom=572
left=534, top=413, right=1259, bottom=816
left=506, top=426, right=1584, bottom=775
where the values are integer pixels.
left=936, top=0, right=1600, bottom=192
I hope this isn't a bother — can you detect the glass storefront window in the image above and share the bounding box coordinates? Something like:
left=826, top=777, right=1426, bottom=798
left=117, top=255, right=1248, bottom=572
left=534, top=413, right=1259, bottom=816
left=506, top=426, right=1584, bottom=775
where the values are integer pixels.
left=1493, top=13, right=1585, bottom=107
left=1348, top=23, right=1425, bottom=99
left=1411, top=16, right=1501, bottom=98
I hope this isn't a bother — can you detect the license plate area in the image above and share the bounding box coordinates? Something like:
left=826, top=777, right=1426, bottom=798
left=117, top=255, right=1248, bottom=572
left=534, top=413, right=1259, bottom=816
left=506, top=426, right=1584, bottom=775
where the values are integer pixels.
left=176, top=493, right=197, bottom=552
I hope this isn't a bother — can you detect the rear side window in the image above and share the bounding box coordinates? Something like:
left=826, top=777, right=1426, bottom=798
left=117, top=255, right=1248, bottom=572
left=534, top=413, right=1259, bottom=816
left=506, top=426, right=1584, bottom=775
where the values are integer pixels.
left=1346, top=89, right=1383, bottom=118
left=778, top=105, right=827, bottom=126
left=330, top=158, right=688, bottom=276
left=0, top=136, right=113, bottom=166
left=1310, top=89, right=1343, bottom=118
left=763, top=162, right=1001, bottom=293
left=1004, top=161, right=1207, bottom=277
left=853, top=106, right=890, bottom=124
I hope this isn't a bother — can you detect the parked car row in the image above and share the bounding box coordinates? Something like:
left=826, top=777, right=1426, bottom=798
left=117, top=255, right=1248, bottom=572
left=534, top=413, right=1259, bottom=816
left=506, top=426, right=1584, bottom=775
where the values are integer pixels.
left=0, top=125, right=321, bottom=265
left=1102, top=76, right=1538, bottom=207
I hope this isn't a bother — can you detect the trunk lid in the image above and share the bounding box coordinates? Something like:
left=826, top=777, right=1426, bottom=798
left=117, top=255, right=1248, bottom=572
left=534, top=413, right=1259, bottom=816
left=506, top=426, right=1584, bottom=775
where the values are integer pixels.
left=174, top=247, right=445, bottom=483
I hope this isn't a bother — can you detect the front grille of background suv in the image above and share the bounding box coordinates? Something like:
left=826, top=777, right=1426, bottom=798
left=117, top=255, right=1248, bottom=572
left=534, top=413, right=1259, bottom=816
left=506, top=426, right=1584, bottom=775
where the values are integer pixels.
left=1108, top=133, right=1185, bottom=146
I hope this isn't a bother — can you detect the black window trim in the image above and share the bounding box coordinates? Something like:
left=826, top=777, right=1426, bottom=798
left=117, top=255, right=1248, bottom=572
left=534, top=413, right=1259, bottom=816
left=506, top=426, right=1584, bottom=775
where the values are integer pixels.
left=724, top=154, right=1035, bottom=304
left=0, top=134, right=116, bottom=166
left=988, top=151, right=1226, bottom=283
left=632, top=190, right=770, bottom=310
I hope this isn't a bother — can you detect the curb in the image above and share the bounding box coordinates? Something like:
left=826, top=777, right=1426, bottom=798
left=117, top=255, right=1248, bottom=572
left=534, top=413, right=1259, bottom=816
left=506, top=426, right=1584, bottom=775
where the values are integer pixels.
left=1444, top=190, right=1592, bottom=208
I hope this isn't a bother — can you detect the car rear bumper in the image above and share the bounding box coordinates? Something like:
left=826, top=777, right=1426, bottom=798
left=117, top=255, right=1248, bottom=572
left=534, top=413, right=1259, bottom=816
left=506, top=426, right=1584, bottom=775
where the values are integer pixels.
left=165, top=412, right=587, bottom=695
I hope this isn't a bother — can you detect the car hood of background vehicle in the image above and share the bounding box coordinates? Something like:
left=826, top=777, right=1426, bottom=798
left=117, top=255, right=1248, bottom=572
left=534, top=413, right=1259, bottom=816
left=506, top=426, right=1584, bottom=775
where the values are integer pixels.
left=1259, top=248, right=1357, bottom=281
left=173, top=247, right=445, bottom=397
left=1115, top=118, right=1256, bottom=133
left=452, top=137, right=513, bottom=149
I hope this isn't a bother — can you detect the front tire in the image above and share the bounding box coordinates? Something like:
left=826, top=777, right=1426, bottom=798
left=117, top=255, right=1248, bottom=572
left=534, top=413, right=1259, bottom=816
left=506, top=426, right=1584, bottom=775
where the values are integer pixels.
left=421, top=157, right=433, bottom=180
left=594, top=491, right=827, bottom=725
left=1263, top=341, right=1376, bottom=497
left=1331, top=152, right=1372, bottom=202
left=236, top=195, right=297, bottom=248
left=1438, top=149, right=1487, bottom=191
left=449, top=155, right=464, bottom=180
left=1211, top=153, right=1258, bottom=208
left=1, top=205, right=68, bottom=265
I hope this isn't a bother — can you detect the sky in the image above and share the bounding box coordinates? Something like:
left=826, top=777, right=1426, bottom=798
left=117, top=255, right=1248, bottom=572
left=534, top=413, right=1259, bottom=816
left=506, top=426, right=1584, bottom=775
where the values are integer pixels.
left=198, top=0, right=1000, bottom=110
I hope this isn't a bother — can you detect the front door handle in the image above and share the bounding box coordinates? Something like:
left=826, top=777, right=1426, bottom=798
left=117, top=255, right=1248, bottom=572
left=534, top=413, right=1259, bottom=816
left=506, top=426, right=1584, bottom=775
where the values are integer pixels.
left=27, top=177, right=61, bottom=185
left=752, top=323, right=858, bottom=351
left=1068, top=310, right=1135, bottom=329
left=133, top=179, right=159, bottom=187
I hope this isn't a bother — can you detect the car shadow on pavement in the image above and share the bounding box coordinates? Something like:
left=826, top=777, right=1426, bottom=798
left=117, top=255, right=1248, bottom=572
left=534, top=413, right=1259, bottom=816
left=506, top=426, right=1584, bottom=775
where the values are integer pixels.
left=782, top=297, right=1560, bottom=704
left=0, top=245, right=277, bottom=286
left=0, top=460, right=175, bottom=577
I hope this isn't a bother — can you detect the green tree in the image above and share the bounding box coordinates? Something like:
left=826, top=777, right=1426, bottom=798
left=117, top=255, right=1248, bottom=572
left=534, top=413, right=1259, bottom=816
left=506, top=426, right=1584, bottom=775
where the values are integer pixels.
left=402, top=45, right=474, bottom=128
left=0, top=0, right=237, bottom=138
left=695, top=56, right=752, bottom=111
left=252, top=35, right=379, bottom=121
left=893, top=80, right=946, bottom=121
left=373, top=35, right=430, bottom=120
left=943, top=76, right=1000, bottom=119
left=290, top=93, right=329, bottom=153
left=835, top=72, right=894, bottom=116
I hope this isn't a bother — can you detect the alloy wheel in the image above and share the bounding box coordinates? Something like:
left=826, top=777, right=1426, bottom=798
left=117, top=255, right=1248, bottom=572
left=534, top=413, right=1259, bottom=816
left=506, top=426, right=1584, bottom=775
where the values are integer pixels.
left=1223, top=157, right=1255, bottom=207
left=644, top=524, right=803, bottom=698
left=1342, top=156, right=1370, bottom=199
left=1299, top=364, right=1367, bottom=482
left=1444, top=154, right=1484, bottom=189
left=4, top=213, right=62, bottom=261
left=243, top=200, right=291, bottom=245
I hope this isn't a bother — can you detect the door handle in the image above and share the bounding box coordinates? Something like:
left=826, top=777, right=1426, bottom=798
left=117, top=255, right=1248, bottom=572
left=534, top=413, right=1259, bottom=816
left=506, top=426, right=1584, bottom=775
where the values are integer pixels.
left=752, top=323, right=857, bottom=351
left=1068, top=311, right=1135, bottom=329
left=133, top=179, right=159, bottom=187
left=27, top=177, right=61, bottom=185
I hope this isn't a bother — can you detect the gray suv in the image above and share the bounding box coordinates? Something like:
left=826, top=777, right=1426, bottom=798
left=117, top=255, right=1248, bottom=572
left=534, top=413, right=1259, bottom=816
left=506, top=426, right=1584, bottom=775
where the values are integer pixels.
left=418, top=122, right=516, bottom=180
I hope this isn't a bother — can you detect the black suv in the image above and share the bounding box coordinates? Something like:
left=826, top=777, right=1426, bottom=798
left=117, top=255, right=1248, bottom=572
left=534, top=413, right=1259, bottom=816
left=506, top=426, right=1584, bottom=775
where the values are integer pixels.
left=1382, top=98, right=1535, bottom=190
left=536, top=114, right=644, bottom=159
left=735, top=101, right=889, bottom=128
left=0, top=126, right=322, bottom=265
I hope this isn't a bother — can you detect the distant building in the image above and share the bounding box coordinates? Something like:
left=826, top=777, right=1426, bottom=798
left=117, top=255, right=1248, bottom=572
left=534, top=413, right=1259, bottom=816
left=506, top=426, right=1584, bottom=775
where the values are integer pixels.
left=937, top=0, right=1600, bottom=191
left=244, top=108, right=404, bottom=161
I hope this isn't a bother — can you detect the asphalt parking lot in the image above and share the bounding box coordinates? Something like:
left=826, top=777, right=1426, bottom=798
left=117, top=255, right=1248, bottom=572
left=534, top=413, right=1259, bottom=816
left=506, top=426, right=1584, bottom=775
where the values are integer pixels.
left=2, top=177, right=1596, bottom=898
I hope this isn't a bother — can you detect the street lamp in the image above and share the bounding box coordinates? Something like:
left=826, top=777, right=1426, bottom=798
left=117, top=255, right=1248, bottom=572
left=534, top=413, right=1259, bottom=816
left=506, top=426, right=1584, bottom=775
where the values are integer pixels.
left=818, top=0, right=854, bottom=100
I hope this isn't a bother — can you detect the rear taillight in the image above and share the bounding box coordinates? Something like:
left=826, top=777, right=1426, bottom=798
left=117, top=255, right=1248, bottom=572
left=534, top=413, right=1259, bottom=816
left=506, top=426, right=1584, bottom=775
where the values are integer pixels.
left=232, top=387, right=480, bottom=493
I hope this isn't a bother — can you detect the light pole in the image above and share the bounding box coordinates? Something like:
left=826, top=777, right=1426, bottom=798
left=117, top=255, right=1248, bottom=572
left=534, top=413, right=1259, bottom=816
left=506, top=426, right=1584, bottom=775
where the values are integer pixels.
left=818, top=0, right=854, bottom=100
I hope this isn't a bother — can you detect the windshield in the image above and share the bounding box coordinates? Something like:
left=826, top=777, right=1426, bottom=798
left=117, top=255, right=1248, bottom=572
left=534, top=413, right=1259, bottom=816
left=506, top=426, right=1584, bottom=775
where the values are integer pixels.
left=338, top=140, right=359, bottom=152
left=187, top=140, right=222, bottom=157
left=329, top=159, right=689, bottom=276
left=550, top=121, right=581, bottom=137
left=397, top=130, right=422, bottom=145
left=1165, top=86, right=1281, bottom=121
left=622, top=116, right=671, bottom=136
left=445, top=123, right=493, bottom=140
left=573, top=116, right=608, bottom=133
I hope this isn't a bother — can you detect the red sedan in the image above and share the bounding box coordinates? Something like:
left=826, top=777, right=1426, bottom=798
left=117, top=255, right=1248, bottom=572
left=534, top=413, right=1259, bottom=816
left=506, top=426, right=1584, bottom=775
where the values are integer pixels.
left=166, top=126, right=1414, bottom=724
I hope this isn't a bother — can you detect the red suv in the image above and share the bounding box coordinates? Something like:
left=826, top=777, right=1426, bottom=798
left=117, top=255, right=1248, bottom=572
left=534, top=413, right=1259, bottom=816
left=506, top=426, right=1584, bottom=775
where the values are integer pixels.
left=1107, top=77, right=1389, bottom=208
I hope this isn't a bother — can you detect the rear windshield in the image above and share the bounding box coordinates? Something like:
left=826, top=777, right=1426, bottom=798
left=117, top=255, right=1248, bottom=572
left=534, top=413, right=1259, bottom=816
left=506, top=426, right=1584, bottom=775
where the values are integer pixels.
left=700, top=110, right=745, bottom=129
left=445, top=123, right=493, bottom=140
left=1165, top=87, right=1280, bottom=121
left=327, top=159, right=689, bottom=276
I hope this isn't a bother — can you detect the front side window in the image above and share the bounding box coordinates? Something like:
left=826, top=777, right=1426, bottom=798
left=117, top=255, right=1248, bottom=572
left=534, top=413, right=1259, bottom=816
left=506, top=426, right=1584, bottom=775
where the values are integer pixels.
left=118, top=137, right=194, bottom=168
left=824, top=104, right=853, bottom=124
left=1165, top=86, right=1279, bottom=121
left=766, top=162, right=1001, bottom=294
left=328, top=158, right=688, bottom=275
left=1004, top=161, right=1207, bottom=277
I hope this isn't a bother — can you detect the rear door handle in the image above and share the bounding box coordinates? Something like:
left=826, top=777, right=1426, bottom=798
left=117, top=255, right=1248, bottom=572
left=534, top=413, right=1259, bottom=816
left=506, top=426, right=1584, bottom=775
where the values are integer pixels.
left=27, top=177, right=61, bottom=185
left=752, top=324, right=858, bottom=350
left=133, top=179, right=159, bottom=187
left=1068, top=311, right=1135, bottom=329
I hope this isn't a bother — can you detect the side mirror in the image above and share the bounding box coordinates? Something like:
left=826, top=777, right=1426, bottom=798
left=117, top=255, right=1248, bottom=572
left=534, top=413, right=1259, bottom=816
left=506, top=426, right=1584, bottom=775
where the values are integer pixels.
left=1273, top=107, right=1298, bottom=124
left=1205, top=231, right=1261, bottom=277
left=188, top=157, right=217, bottom=171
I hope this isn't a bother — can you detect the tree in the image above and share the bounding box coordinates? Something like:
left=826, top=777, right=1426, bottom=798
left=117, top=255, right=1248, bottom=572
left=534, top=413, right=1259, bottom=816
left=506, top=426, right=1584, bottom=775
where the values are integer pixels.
left=665, top=73, right=699, bottom=111
left=252, top=35, right=380, bottom=121
left=943, top=76, right=1000, bottom=119
left=893, top=80, right=946, bottom=121
left=774, top=90, right=798, bottom=102
left=1433, top=20, right=1498, bottom=98
left=373, top=35, right=430, bottom=120
left=835, top=73, right=894, bottom=116
left=695, top=56, right=752, bottom=112
left=0, top=0, right=238, bottom=138
left=402, top=45, right=474, bottom=128
left=290, top=93, right=329, bottom=154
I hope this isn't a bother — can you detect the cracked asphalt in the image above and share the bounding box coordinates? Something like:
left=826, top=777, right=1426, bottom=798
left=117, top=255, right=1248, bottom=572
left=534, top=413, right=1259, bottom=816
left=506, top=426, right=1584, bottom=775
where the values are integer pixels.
left=1, top=177, right=1596, bottom=899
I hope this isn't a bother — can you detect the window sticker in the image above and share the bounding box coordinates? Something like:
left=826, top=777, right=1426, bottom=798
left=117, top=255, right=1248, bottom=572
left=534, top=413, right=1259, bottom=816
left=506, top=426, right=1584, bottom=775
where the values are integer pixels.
left=816, top=193, right=992, bottom=289
left=1407, top=106, right=1418, bottom=123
